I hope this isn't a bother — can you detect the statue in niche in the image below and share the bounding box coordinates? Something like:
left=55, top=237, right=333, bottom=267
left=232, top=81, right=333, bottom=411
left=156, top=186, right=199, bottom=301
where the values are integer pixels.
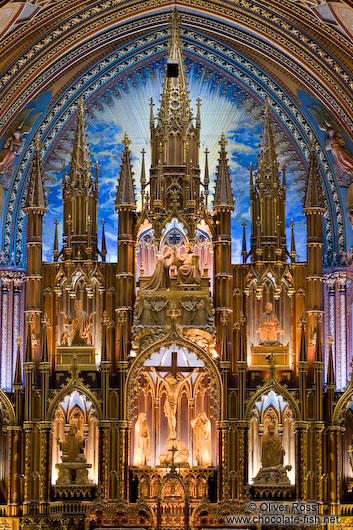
left=253, top=422, right=291, bottom=485
left=262, top=423, right=285, bottom=468
left=133, top=412, right=150, bottom=467
left=151, top=367, right=198, bottom=440
left=256, top=302, right=282, bottom=345
left=191, top=412, right=212, bottom=467
left=71, top=300, right=94, bottom=346
left=175, top=246, right=201, bottom=286
left=56, top=423, right=92, bottom=485
left=142, top=248, right=174, bottom=291
left=58, top=424, right=85, bottom=463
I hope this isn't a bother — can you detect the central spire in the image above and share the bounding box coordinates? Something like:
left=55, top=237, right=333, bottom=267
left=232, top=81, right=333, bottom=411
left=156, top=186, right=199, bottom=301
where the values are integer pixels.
left=148, top=10, right=202, bottom=218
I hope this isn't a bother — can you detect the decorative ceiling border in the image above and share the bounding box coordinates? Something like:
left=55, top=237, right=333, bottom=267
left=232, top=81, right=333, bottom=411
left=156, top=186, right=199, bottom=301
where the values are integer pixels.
left=1, top=29, right=342, bottom=269
left=0, top=2, right=352, bottom=136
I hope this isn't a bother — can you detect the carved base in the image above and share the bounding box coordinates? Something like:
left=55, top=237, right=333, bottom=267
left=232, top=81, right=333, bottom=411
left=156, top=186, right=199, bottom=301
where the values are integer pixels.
left=56, top=462, right=93, bottom=486
left=252, top=484, right=294, bottom=498
left=160, top=438, right=189, bottom=466
left=56, top=346, right=96, bottom=369
left=253, top=464, right=292, bottom=485
left=250, top=344, right=289, bottom=368
left=53, top=484, right=94, bottom=499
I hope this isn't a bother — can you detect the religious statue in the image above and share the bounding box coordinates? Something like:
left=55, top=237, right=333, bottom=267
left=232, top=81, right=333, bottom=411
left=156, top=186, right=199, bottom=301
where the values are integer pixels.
left=256, top=302, right=282, bottom=345
left=142, top=248, right=174, bottom=291
left=253, top=422, right=291, bottom=485
left=175, top=246, right=201, bottom=286
left=58, top=424, right=85, bottom=463
left=262, top=423, right=285, bottom=468
left=180, top=296, right=214, bottom=328
left=71, top=300, right=94, bottom=345
left=133, top=412, right=150, bottom=467
left=151, top=367, right=198, bottom=439
left=191, top=412, right=212, bottom=467
left=56, top=423, right=93, bottom=485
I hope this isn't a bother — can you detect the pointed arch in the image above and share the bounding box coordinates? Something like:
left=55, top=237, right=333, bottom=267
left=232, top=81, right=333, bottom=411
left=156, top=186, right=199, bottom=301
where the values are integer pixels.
left=245, top=375, right=300, bottom=422
left=125, top=332, right=222, bottom=421
left=47, top=381, right=102, bottom=421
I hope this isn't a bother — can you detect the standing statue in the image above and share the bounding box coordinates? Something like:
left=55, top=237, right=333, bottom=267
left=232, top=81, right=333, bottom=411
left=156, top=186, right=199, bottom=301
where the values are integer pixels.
left=191, top=412, right=212, bottom=467
left=262, top=423, right=285, bottom=468
left=253, top=422, right=291, bottom=485
left=151, top=367, right=198, bottom=439
left=58, top=424, right=85, bottom=463
left=133, top=412, right=150, bottom=467
left=142, top=248, right=174, bottom=291
left=71, top=300, right=95, bottom=346
left=175, top=246, right=201, bottom=286
left=256, top=302, right=282, bottom=345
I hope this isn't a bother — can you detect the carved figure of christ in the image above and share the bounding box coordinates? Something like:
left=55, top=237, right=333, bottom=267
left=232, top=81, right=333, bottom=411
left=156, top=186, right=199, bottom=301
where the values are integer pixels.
left=150, top=351, right=200, bottom=440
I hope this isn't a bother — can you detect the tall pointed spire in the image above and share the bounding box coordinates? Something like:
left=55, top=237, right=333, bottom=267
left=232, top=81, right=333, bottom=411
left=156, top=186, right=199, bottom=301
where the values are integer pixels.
left=41, top=313, right=50, bottom=363
left=304, top=138, right=325, bottom=212
left=242, top=221, right=247, bottom=264
left=115, top=133, right=136, bottom=208
left=140, top=148, right=146, bottom=208
left=290, top=219, right=296, bottom=262
left=68, top=97, right=92, bottom=188
left=25, top=135, right=47, bottom=212
left=62, top=98, right=99, bottom=259
left=53, top=218, right=59, bottom=261
left=250, top=101, right=287, bottom=261
left=14, top=337, right=23, bottom=386
left=213, top=134, right=234, bottom=209
left=326, top=334, right=335, bottom=386
left=314, top=318, right=322, bottom=362
left=25, top=315, right=33, bottom=363
left=299, top=316, right=307, bottom=362
left=101, top=219, right=107, bottom=261
left=204, top=148, right=209, bottom=209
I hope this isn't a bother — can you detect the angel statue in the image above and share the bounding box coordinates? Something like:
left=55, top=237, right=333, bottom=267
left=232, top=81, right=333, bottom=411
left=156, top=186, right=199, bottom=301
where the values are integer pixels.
left=0, top=108, right=41, bottom=177
left=309, top=104, right=353, bottom=180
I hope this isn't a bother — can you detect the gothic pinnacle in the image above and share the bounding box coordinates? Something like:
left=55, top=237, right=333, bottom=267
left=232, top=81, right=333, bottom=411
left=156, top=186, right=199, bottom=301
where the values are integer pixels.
left=326, top=333, right=335, bottom=387
left=25, top=135, right=47, bottom=212
left=213, top=134, right=234, bottom=209
left=101, top=219, right=107, bottom=261
left=290, top=219, right=296, bottom=261
left=304, top=138, right=325, bottom=213
left=242, top=221, right=247, bottom=264
left=115, top=133, right=136, bottom=209
left=53, top=218, right=59, bottom=261
left=25, top=315, right=33, bottom=364
left=14, top=337, right=23, bottom=386
left=204, top=148, right=209, bottom=209
left=299, top=315, right=307, bottom=362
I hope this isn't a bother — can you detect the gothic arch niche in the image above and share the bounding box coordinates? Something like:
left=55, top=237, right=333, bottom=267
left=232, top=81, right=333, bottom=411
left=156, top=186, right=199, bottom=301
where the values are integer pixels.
left=136, top=218, right=213, bottom=287
left=246, top=275, right=293, bottom=368
left=53, top=270, right=103, bottom=361
left=51, top=391, right=98, bottom=485
left=248, top=391, right=295, bottom=485
left=130, top=344, right=217, bottom=469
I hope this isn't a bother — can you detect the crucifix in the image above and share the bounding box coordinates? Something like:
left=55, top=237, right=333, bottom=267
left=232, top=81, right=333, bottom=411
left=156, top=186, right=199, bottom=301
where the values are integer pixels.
left=150, top=350, right=203, bottom=439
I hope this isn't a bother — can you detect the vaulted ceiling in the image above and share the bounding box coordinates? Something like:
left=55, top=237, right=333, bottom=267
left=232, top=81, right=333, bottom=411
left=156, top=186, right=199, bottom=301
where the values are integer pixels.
left=0, top=0, right=352, bottom=268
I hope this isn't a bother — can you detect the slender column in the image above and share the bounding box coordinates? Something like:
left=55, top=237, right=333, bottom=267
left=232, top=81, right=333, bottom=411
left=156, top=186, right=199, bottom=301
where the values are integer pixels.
left=236, top=421, right=248, bottom=499
left=39, top=422, right=51, bottom=513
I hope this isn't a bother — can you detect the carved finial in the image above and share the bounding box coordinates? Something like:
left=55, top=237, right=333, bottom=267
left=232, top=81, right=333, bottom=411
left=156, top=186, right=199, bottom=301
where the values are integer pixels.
left=14, top=336, right=23, bottom=386
left=123, top=132, right=131, bottom=148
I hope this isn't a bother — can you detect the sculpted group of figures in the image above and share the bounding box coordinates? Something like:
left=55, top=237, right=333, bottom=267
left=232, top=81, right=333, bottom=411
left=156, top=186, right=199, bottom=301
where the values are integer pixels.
left=143, top=245, right=201, bottom=291
left=133, top=368, right=212, bottom=468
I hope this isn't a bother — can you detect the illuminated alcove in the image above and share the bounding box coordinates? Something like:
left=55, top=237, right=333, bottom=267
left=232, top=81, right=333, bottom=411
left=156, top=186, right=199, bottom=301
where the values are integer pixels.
left=51, top=391, right=98, bottom=485
left=130, top=344, right=217, bottom=468
left=248, top=390, right=295, bottom=485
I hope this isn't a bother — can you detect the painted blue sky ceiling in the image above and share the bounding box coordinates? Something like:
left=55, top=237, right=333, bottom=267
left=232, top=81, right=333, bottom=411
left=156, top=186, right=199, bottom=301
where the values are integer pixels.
left=43, top=59, right=307, bottom=263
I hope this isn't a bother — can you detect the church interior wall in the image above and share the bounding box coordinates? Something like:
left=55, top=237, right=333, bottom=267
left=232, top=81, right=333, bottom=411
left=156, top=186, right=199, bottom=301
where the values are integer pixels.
left=0, top=1, right=353, bottom=528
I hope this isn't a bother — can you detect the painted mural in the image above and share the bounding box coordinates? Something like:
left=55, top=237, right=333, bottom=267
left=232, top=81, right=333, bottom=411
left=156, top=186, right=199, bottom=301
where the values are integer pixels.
left=41, top=60, right=308, bottom=264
